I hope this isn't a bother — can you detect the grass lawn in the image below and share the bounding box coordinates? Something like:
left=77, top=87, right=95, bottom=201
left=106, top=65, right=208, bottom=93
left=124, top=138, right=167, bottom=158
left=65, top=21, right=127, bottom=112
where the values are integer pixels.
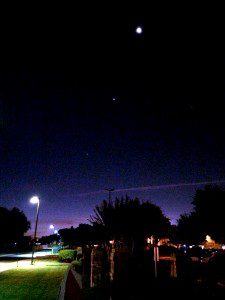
left=0, top=259, right=69, bottom=300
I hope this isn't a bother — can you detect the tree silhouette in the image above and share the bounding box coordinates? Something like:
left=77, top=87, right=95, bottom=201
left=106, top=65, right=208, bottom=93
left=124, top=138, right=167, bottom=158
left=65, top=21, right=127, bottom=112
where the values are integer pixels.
left=90, top=196, right=171, bottom=252
left=59, top=224, right=106, bottom=247
left=39, top=234, right=60, bottom=245
left=177, top=213, right=200, bottom=244
left=177, top=185, right=225, bottom=244
left=0, top=206, right=30, bottom=250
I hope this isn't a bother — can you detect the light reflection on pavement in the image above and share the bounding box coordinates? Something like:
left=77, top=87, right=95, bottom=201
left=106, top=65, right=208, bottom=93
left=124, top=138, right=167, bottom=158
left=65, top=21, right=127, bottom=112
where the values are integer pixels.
left=0, top=250, right=52, bottom=259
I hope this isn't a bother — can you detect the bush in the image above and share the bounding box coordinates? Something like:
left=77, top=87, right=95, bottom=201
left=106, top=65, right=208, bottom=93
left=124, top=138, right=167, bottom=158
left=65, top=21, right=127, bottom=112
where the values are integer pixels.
left=58, top=249, right=77, bottom=262
left=72, top=259, right=82, bottom=273
left=77, top=253, right=83, bottom=260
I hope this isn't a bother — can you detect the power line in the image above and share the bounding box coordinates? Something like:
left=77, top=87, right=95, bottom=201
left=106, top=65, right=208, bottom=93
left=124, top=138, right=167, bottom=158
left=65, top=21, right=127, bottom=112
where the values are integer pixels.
left=77, top=179, right=225, bottom=197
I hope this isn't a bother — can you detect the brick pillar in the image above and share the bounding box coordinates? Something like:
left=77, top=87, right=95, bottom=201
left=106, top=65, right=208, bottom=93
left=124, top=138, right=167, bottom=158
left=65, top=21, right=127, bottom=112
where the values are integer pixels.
left=90, top=246, right=109, bottom=287
left=113, top=243, right=130, bottom=283
left=82, top=246, right=91, bottom=288
left=109, top=245, right=115, bottom=282
left=170, top=254, right=177, bottom=277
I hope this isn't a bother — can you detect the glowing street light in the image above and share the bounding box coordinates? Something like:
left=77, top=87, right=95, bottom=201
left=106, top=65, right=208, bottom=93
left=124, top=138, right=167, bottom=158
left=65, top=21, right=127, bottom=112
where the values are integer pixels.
left=30, top=196, right=40, bottom=204
left=49, top=224, right=59, bottom=236
left=30, top=196, right=40, bottom=265
left=136, top=26, right=143, bottom=34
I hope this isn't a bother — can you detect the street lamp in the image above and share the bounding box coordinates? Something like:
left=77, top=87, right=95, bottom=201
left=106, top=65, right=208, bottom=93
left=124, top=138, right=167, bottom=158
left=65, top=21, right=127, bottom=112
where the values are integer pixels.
left=30, top=196, right=40, bottom=265
left=49, top=224, right=59, bottom=235
left=136, top=26, right=143, bottom=34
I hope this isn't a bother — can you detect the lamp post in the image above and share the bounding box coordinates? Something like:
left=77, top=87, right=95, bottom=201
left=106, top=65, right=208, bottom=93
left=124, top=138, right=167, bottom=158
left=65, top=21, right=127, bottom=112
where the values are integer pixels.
left=30, top=196, right=40, bottom=265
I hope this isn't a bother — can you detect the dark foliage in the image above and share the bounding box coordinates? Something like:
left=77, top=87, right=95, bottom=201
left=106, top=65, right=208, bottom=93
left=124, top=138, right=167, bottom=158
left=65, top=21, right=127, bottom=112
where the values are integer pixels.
left=89, top=196, right=171, bottom=251
left=208, top=252, right=225, bottom=282
left=177, top=185, right=225, bottom=244
left=38, top=234, right=60, bottom=245
left=0, top=206, right=30, bottom=250
left=58, top=249, right=77, bottom=262
left=58, top=224, right=105, bottom=247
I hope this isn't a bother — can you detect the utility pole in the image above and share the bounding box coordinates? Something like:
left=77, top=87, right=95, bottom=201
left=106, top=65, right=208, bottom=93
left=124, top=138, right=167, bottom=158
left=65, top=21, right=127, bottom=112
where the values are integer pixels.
left=105, top=188, right=115, bottom=202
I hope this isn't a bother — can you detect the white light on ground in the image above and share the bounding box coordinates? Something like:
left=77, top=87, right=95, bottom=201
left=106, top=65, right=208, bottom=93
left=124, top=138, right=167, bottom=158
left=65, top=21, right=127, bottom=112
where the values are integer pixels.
left=30, top=196, right=40, bottom=204
left=0, top=258, right=55, bottom=273
left=54, top=230, right=58, bottom=234
left=0, top=250, right=53, bottom=272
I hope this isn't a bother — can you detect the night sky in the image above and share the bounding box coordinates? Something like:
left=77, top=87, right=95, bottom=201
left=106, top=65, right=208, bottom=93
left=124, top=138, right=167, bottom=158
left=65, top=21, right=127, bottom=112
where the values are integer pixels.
left=0, top=6, right=225, bottom=236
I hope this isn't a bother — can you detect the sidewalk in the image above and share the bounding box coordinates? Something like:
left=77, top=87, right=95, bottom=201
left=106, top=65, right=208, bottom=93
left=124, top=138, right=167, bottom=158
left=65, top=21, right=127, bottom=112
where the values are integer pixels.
left=0, top=250, right=52, bottom=259
left=0, top=261, right=18, bottom=273
left=0, top=259, right=49, bottom=273
left=65, top=269, right=81, bottom=300
left=58, top=266, right=82, bottom=300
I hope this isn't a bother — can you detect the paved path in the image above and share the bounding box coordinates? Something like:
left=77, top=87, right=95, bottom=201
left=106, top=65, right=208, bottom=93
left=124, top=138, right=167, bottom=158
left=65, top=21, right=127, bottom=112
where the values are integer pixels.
left=0, top=250, right=52, bottom=259
left=65, top=269, right=81, bottom=300
left=58, top=267, right=81, bottom=300
left=0, top=259, right=57, bottom=273
left=0, top=251, right=53, bottom=273
left=0, top=261, right=18, bottom=273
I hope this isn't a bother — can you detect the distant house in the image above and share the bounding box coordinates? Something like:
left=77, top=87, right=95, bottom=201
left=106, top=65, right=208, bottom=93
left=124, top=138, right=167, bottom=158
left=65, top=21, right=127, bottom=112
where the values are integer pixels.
left=202, top=235, right=222, bottom=249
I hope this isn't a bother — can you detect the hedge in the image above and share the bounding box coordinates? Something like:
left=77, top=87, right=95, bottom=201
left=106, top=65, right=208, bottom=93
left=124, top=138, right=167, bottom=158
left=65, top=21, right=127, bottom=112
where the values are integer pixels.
left=58, top=249, right=77, bottom=262
left=72, top=259, right=82, bottom=273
